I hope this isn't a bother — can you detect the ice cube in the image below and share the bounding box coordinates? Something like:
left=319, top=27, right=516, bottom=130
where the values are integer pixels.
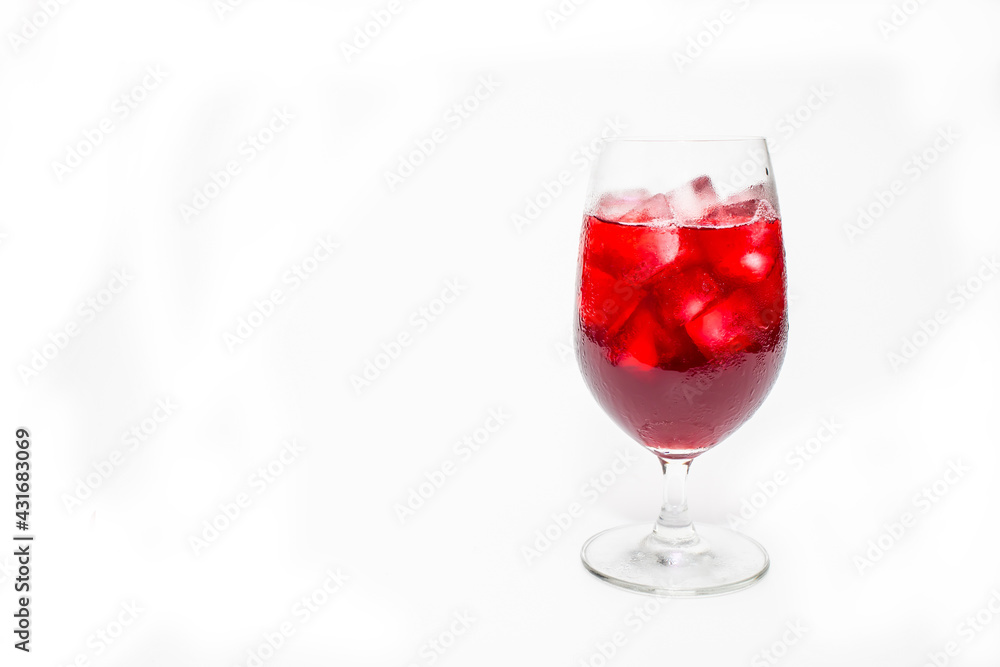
left=579, top=264, right=646, bottom=340
left=669, top=226, right=707, bottom=273
left=627, top=225, right=680, bottom=284
left=748, top=198, right=778, bottom=223
left=648, top=267, right=722, bottom=326
left=705, top=232, right=778, bottom=283
left=684, top=289, right=767, bottom=358
left=700, top=209, right=783, bottom=283
left=703, top=200, right=760, bottom=226
left=729, top=250, right=775, bottom=282
left=726, top=185, right=781, bottom=218
left=726, top=184, right=770, bottom=205
left=585, top=217, right=680, bottom=286
left=614, top=301, right=706, bottom=370
left=653, top=322, right=706, bottom=370
left=702, top=197, right=779, bottom=227
left=614, top=305, right=662, bottom=369
left=667, top=175, right=719, bottom=222
left=621, top=193, right=674, bottom=224
left=592, top=190, right=651, bottom=221
left=745, top=269, right=786, bottom=329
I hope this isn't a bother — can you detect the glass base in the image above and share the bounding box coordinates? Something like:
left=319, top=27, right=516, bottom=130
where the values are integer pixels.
left=581, top=523, right=769, bottom=597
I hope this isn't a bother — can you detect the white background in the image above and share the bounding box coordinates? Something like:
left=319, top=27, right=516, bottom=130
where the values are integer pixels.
left=2, top=0, right=999, bottom=665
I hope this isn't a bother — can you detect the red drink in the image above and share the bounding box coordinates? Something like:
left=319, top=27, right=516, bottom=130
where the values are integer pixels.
left=576, top=186, right=787, bottom=459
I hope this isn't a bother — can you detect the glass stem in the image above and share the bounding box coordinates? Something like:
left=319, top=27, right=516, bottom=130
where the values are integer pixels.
left=653, top=458, right=696, bottom=544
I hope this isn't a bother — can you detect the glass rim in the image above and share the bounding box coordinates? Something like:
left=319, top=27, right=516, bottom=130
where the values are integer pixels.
left=604, top=136, right=767, bottom=144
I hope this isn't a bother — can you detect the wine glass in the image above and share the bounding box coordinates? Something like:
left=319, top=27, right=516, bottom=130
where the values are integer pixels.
left=575, top=138, right=787, bottom=596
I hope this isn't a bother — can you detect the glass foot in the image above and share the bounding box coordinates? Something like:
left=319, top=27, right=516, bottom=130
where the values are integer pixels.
left=581, top=523, right=769, bottom=597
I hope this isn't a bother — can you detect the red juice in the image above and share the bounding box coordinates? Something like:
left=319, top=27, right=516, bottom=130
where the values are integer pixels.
left=575, top=191, right=788, bottom=459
